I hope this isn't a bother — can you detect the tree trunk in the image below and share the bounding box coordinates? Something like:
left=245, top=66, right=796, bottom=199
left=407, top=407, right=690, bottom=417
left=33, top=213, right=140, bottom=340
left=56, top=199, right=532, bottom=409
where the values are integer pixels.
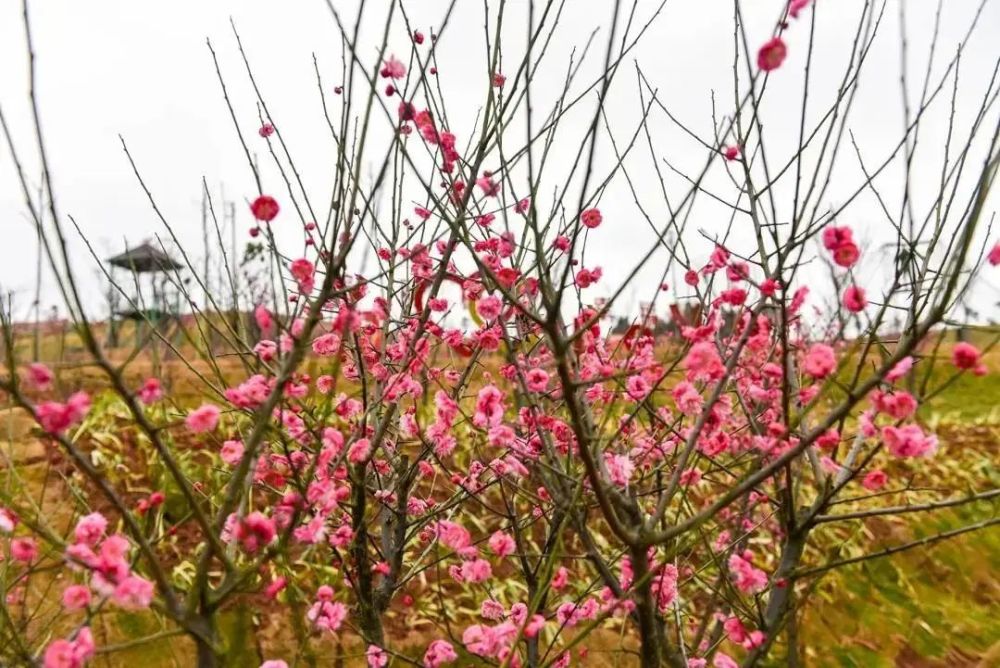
left=630, top=547, right=665, bottom=668
left=192, top=615, right=221, bottom=668
left=351, top=463, right=385, bottom=647
left=741, top=532, right=807, bottom=666
left=196, top=637, right=219, bottom=668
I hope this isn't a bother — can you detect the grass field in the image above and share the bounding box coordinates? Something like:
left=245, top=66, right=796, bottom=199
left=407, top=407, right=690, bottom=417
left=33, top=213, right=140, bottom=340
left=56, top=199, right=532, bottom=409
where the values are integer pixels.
left=2, top=324, right=998, bottom=666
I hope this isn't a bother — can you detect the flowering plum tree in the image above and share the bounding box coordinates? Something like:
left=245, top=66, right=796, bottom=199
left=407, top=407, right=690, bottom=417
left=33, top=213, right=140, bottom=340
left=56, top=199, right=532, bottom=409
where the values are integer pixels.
left=2, top=0, right=999, bottom=667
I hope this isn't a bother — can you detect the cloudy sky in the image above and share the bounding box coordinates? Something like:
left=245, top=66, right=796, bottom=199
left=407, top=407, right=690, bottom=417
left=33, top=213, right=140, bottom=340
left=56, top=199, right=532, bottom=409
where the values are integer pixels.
left=2, top=0, right=999, bottom=324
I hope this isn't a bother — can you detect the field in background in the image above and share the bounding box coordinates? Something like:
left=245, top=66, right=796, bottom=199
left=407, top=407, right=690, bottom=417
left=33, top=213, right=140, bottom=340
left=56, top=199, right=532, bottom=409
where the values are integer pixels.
left=2, top=320, right=998, bottom=667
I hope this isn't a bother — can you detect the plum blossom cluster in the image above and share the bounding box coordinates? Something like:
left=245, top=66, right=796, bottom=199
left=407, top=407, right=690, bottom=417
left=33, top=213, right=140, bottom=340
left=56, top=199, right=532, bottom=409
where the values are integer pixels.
left=756, top=0, right=814, bottom=73
left=63, top=513, right=155, bottom=611
left=1, top=510, right=152, bottom=667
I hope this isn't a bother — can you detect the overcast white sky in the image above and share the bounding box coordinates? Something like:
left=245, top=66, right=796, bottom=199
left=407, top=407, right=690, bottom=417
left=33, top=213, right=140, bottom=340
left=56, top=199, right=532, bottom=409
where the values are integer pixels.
left=2, top=0, right=999, bottom=323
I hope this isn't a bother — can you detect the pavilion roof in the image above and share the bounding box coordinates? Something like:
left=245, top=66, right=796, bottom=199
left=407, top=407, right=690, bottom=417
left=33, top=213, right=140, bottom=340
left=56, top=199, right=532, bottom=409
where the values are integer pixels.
left=107, top=242, right=183, bottom=273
